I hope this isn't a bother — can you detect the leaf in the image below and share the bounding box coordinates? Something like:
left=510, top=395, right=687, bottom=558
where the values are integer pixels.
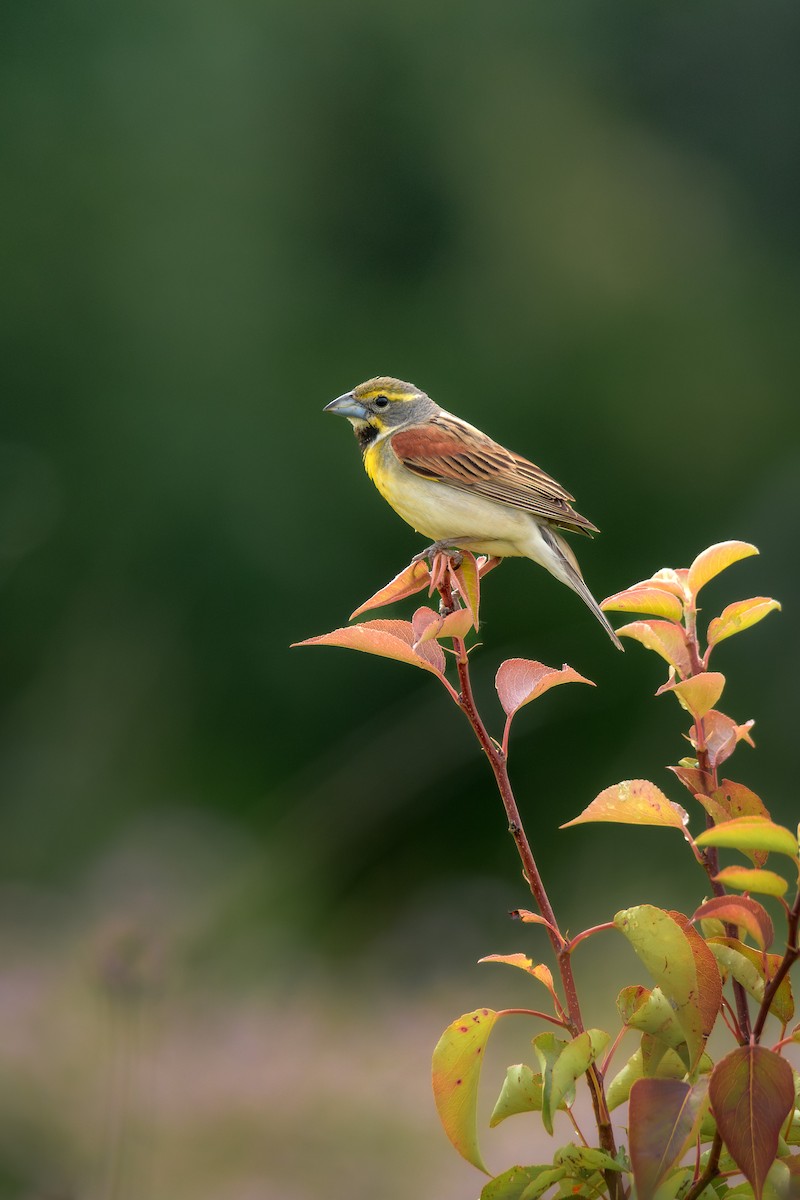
left=531, top=1032, right=571, bottom=1136
left=693, top=896, right=774, bottom=950
left=601, top=586, right=684, bottom=622
left=614, top=906, right=708, bottom=1067
left=707, top=598, right=781, bottom=649
left=713, top=866, right=789, bottom=898
left=349, top=558, right=432, bottom=618
left=478, top=954, right=558, bottom=1003
left=659, top=673, right=726, bottom=720
left=553, top=1142, right=622, bottom=1173
left=411, top=605, right=474, bottom=645
left=489, top=1064, right=546, bottom=1126
left=293, top=619, right=446, bottom=676
left=669, top=911, right=723, bottom=1039
left=709, top=1045, right=794, bottom=1200
left=607, top=1046, right=713, bottom=1110
left=669, top=765, right=706, bottom=796
left=618, top=985, right=691, bottom=1057
left=629, top=1077, right=709, bottom=1200
left=518, top=1168, right=568, bottom=1200
left=696, top=816, right=799, bottom=860
left=562, top=779, right=689, bottom=832
left=451, top=553, right=482, bottom=628
left=480, top=1165, right=560, bottom=1200
left=691, top=711, right=755, bottom=771
left=687, top=541, right=759, bottom=598
left=615, top=621, right=693, bottom=677
left=431, top=1008, right=499, bottom=1173
left=707, top=938, right=795, bottom=1024
left=495, top=659, right=595, bottom=719
left=715, top=779, right=772, bottom=822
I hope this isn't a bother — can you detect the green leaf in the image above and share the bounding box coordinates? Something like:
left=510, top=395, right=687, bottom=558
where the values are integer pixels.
left=713, top=866, right=789, bottom=898
left=619, top=985, right=692, bottom=1054
left=562, top=779, right=689, bottom=832
left=607, top=1046, right=713, bottom=1110
left=707, top=938, right=795, bottom=1024
left=709, top=1045, right=794, bottom=1200
left=432, top=1008, right=499, bottom=1173
left=531, top=1032, right=570, bottom=1136
left=548, top=1029, right=609, bottom=1127
left=629, top=1077, right=709, bottom=1200
left=480, top=1165, right=556, bottom=1200
left=519, top=1167, right=568, bottom=1200
left=614, top=906, right=710, bottom=1068
left=660, top=673, right=726, bottom=720
left=601, top=585, right=684, bottom=622
left=696, top=816, right=798, bottom=860
left=495, top=659, right=595, bottom=720
left=693, top=895, right=773, bottom=950
left=553, top=1142, right=622, bottom=1173
left=489, top=1064, right=545, bottom=1126
left=615, top=620, right=693, bottom=677
left=349, top=558, right=431, bottom=618
left=293, top=619, right=447, bottom=676
left=707, top=598, right=781, bottom=649
left=687, top=541, right=758, bottom=598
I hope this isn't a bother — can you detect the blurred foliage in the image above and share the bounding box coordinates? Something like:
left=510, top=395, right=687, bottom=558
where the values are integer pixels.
left=1, top=12, right=799, bottom=1189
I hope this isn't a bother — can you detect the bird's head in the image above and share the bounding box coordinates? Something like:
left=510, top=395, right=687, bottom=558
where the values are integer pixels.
left=324, top=377, right=438, bottom=444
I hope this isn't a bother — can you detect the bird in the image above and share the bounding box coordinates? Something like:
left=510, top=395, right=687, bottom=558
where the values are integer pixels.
left=324, top=376, right=622, bottom=649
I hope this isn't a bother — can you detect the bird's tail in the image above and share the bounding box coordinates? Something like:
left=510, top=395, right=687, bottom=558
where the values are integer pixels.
left=544, top=530, right=624, bottom=651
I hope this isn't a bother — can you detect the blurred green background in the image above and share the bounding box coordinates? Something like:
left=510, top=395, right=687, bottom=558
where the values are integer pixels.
left=2, top=1, right=798, bottom=1196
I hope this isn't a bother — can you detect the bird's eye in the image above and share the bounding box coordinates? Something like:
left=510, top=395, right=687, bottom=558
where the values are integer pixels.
left=374, top=395, right=389, bottom=408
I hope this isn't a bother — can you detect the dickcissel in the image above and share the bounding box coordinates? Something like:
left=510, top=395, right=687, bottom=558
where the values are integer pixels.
left=324, top=376, right=622, bottom=649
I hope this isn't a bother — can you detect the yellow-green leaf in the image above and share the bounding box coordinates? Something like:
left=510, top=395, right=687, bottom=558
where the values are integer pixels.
left=708, top=939, right=795, bottom=1024
left=432, top=1008, right=499, bottom=1173
left=660, top=673, right=725, bottom=720
left=489, top=1064, right=546, bottom=1126
left=687, top=541, right=758, bottom=598
left=707, top=598, right=781, bottom=649
left=562, top=780, right=688, bottom=832
left=713, top=866, right=789, bottom=898
left=601, top=586, right=684, bottom=622
left=696, top=816, right=798, bottom=860
left=614, top=906, right=706, bottom=1067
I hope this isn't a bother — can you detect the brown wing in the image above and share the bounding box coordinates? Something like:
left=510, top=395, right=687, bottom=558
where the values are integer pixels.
left=390, top=412, right=598, bottom=535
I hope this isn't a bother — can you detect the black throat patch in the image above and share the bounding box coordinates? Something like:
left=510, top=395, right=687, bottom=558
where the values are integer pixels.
left=355, top=423, right=379, bottom=453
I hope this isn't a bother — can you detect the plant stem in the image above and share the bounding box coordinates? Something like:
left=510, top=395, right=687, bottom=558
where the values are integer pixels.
left=752, top=888, right=800, bottom=1042
left=684, top=1131, right=723, bottom=1200
left=438, top=568, right=618, bottom=1191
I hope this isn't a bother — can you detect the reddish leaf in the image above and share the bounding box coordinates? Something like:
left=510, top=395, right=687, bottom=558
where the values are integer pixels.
left=293, top=620, right=447, bottom=677
left=451, top=553, right=482, bottom=628
left=692, top=895, right=774, bottom=950
left=668, top=765, right=706, bottom=796
left=601, top=586, right=684, bottom=622
left=715, top=779, right=772, bottom=822
left=707, top=597, right=781, bottom=649
left=659, top=673, right=725, bottom=720
left=495, top=659, right=594, bottom=718
left=615, top=620, right=693, bottom=677
left=709, top=1045, right=794, bottom=1200
left=629, top=1078, right=708, bottom=1200
left=692, top=710, right=755, bottom=770
left=561, top=780, right=689, bottom=832
left=432, top=1008, right=499, bottom=1173
left=349, top=558, right=432, bottom=618
left=687, top=541, right=759, bottom=598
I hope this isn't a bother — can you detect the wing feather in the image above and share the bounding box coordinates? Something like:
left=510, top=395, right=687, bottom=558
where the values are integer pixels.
left=389, top=413, right=598, bottom=535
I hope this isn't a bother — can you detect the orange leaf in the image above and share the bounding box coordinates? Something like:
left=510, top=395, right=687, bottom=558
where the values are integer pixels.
left=615, top=621, right=693, bottom=677
left=293, top=620, right=446, bottom=676
left=669, top=911, right=722, bottom=1038
left=687, top=541, right=758, bottom=598
left=411, top=605, right=473, bottom=645
left=349, top=558, right=431, bottom=618
left=562, top=780, right=689, bottom=832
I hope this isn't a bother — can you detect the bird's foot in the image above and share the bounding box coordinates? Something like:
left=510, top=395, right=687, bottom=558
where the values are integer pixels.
left=412, top=540, right=466, bottom=566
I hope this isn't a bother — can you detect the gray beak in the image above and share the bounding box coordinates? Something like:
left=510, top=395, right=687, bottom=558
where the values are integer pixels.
left=324, top=393, right=370, bottom=420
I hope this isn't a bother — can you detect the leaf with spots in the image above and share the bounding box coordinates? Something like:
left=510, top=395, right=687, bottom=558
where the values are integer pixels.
left=561, top=779, right=689, bottom=833
left=432, top=1008, right=499, bottom=1174
left=709, top=1045, right=794, bottom=1200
